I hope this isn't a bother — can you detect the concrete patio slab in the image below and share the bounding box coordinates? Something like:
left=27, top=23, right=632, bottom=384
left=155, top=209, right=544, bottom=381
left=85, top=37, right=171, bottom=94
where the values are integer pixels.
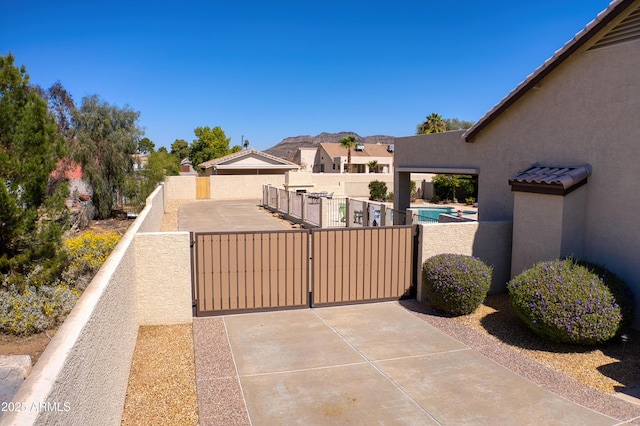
left=375, top=350, right=614, bottom=425
left=199, top=302, right=619, bottom=425
left=179, top=200, right=290, bottom=232
left=315, top=302, right=467, bottom=360
left=241, top=363, right=437, bottom=425
left=225, top=309, right=365, bottom=376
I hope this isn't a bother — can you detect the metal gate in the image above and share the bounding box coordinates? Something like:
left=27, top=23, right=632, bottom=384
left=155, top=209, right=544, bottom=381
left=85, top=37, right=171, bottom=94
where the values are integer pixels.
left=191, top=226, right=414, bottom=316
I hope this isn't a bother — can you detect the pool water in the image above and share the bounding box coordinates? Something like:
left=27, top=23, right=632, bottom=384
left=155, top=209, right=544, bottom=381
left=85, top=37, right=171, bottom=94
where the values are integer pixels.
left=415, top=207, right=475, bottom=222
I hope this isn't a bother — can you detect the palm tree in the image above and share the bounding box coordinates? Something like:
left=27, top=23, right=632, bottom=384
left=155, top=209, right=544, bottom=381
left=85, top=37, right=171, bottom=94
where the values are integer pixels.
left=339, top=135, right=357, bottom=173
left=418, top=113, right=447, bottom=134
left=243, top=139, right=250, bottom=150
left=367, top=160, right=378, bottom=173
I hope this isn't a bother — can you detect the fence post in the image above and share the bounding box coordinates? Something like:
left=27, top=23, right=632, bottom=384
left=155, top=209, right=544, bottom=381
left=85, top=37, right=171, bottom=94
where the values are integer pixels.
left=406, top=208, right=415, bottom=225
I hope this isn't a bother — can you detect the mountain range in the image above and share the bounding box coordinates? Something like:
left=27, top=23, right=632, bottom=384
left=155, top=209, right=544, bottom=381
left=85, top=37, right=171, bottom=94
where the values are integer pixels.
left=263, top=132, right=394, bottom=161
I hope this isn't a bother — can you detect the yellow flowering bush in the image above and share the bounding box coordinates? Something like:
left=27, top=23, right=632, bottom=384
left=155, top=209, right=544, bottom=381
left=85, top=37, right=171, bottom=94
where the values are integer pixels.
left=63, top=231, right=120, bottom=288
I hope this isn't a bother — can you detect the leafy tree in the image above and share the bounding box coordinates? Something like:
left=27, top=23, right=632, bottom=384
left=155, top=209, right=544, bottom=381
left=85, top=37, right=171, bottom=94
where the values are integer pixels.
left=190, top=126, right=241, bottom=167
left=122, top=150, right=180, bottom=211
left=443, top=117, right=474, bottom=130
left=417, top=113, right=447, bottom=134
left=0, top=54, right=68, bottom=281
left=137, top=137, right=155, bottom=154
left=432, top=174, right=474, bottom=202
left=170, top=139, right=190, bottom=160
left=339, top=135, right=357, bottom=173
left=157, top=146, right=168, bottom=153
left=71, top=95, right=142, bottom=219
left=367, top=160, right=378, bottom=173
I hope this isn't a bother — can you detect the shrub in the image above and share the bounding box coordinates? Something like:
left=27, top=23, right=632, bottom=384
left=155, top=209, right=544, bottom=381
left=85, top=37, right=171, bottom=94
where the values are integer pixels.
left=422, top=254, right=492, bottom=316
left=465, top=197, right=476, bottom=206
left=63, top=231, right=120, bottom=285
left=508, top=259, right=631, bottom=345
left=368, top=180, right=388, bottom=201
left=0, top=283, right=80, bottom=336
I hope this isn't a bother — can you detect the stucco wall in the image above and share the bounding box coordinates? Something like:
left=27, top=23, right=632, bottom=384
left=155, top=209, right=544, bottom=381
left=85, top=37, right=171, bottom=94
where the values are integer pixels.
left=136, top=185, right=165, bottom=233
left=135, top=232, right=192, bottom=325
left=395, top=33, right=640, bottom=320
left=4, top=224, right=139, bottom=425
left=418, top=222, right=513, bottom=300
left=210, top=175, right=286, bottom=200
left=164, top=176, right=196, bottom=200
left=3, top=182, right=192, bottom=425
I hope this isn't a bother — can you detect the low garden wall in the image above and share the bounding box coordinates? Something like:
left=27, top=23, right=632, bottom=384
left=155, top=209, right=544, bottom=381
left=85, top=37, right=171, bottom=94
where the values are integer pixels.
left=417, top=221, right=513, bottom=299
left=3, top=184, right=192, bottom=425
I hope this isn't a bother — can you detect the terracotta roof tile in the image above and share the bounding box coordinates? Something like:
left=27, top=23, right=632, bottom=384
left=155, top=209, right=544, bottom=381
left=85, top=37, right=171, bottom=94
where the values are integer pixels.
left=509, top=164, right=592, bottom=195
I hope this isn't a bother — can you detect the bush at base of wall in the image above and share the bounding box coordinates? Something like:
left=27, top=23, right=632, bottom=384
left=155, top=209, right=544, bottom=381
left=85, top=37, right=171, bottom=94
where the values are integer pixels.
left=508, top=258, right=633, bottom=345
left=422, top=253, right=492, bottom=316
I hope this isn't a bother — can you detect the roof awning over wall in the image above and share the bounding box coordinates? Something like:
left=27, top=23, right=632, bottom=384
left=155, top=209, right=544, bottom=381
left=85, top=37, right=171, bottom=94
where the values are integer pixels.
left=509, top=163, right=592, bottom=195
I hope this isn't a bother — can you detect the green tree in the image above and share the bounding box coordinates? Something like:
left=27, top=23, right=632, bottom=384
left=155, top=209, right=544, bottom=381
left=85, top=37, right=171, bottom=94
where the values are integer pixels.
left=122, top=150, right=180, bottom=211
left=367, top=160, right=379, bottom=173
left=432, top=174, right=474, bottom=202
left=170, top=139, right=190, bottom=160
left=0, top=54, right=68, bottom=280
left=443, top=118, right=474, bottom=130
left=417, top=113, right=447, bottom=134
left=243, top=138, right=250, bottom=150
left=368, top=180, right=387, bottom=201
left=71, top=95, right=142, bottom=219
left=190, top=126, right=241, bottom=167
left=137, top=137, right=155, bottom=154
left=339, top=135, right=357, bottom=173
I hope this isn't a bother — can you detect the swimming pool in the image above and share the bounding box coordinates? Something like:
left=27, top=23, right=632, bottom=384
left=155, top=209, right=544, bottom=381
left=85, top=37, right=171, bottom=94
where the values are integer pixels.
left=414, top=207, right=475, bottom=223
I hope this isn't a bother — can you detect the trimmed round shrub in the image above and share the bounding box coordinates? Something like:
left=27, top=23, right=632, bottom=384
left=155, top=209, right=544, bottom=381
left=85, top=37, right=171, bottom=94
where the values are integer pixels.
left=508, top=259, right=633, bottom=345
left=422, top=254, right=492, bottom=316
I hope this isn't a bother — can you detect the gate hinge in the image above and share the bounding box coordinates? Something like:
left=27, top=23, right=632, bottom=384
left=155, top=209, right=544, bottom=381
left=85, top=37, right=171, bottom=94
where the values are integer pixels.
left=190, top=240, right=195, bottom=248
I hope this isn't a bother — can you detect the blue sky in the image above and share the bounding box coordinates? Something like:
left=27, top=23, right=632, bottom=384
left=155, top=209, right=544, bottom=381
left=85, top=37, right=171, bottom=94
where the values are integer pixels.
left=2, top=1, right=612, bottom=151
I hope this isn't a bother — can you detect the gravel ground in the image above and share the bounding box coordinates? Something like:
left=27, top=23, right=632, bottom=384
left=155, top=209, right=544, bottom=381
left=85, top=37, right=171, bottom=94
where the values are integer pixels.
left=122, top=200, right=640, bottom=424
left=121, top=324, right=199, bottom=425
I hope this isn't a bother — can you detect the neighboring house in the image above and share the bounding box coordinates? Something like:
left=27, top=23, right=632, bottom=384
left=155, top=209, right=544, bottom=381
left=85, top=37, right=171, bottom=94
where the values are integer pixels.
left=179, top=158, right=198, bottom=176
left=292, top=147, right=318, bottom=172
left=198, top=149, right=300, bottom=175
left=394, top=0, right=640, bottom=311
left=295, top=143, right=394, bottom=173
left=131, top=153, right=149, bottom=171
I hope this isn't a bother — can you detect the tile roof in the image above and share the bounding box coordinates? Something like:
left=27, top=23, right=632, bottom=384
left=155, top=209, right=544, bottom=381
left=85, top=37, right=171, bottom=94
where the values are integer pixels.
left=198, top=149, right=299, bottom=168
left=509, top=164, right=592, bottom=195
left=464, top=0, right=636, bottom=142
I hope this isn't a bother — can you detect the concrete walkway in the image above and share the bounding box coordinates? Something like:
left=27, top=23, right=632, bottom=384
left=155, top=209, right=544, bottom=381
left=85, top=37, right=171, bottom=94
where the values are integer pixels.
left=178, top=200, right=290, bottom=232
left=194, top=303, right=618, bottom=425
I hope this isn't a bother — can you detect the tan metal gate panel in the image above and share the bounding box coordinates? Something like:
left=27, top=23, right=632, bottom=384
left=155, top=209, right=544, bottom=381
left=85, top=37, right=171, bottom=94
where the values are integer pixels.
left=196, top=177, right=210, bottom=199
left=311, top=226, right=413, bottom=306
left=193, top=230, right=309, bottom=316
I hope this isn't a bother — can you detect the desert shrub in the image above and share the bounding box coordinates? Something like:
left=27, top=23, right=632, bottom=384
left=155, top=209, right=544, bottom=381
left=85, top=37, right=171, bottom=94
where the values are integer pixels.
left=0, top=283, right=80, bottom=336
left=368, top=180, right=388, bottom=201
left=465, top=197, right=476, bottom=206
left=62, top=231, right=121, bottom=288
left=508, top=259, right=631, bottom=345
left=422, top=254, right=492, bottom=316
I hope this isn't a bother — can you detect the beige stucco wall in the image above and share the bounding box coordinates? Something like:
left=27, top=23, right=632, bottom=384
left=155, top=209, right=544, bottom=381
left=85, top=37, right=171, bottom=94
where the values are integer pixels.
left=135, top=232, right=192, bottom=325
left=5, top=223, right=139, bottom=425
left=136, top=184, right=165, bottom=233
left=164, top=175, right=196, bottom=200
left=209, top=175, right=286, bottom=200
left=395, top=30, right=640, bottom=316
left=418, top=221, right=513, bottom=300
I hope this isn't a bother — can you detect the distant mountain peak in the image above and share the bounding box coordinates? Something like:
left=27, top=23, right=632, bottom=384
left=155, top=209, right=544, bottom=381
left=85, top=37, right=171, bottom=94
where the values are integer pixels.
left=264, top=132, right=394, bottom=161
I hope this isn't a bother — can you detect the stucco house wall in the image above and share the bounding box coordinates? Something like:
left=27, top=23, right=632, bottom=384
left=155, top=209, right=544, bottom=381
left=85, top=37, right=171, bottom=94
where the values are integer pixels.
left=394, top=2, right=640, bottom=317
